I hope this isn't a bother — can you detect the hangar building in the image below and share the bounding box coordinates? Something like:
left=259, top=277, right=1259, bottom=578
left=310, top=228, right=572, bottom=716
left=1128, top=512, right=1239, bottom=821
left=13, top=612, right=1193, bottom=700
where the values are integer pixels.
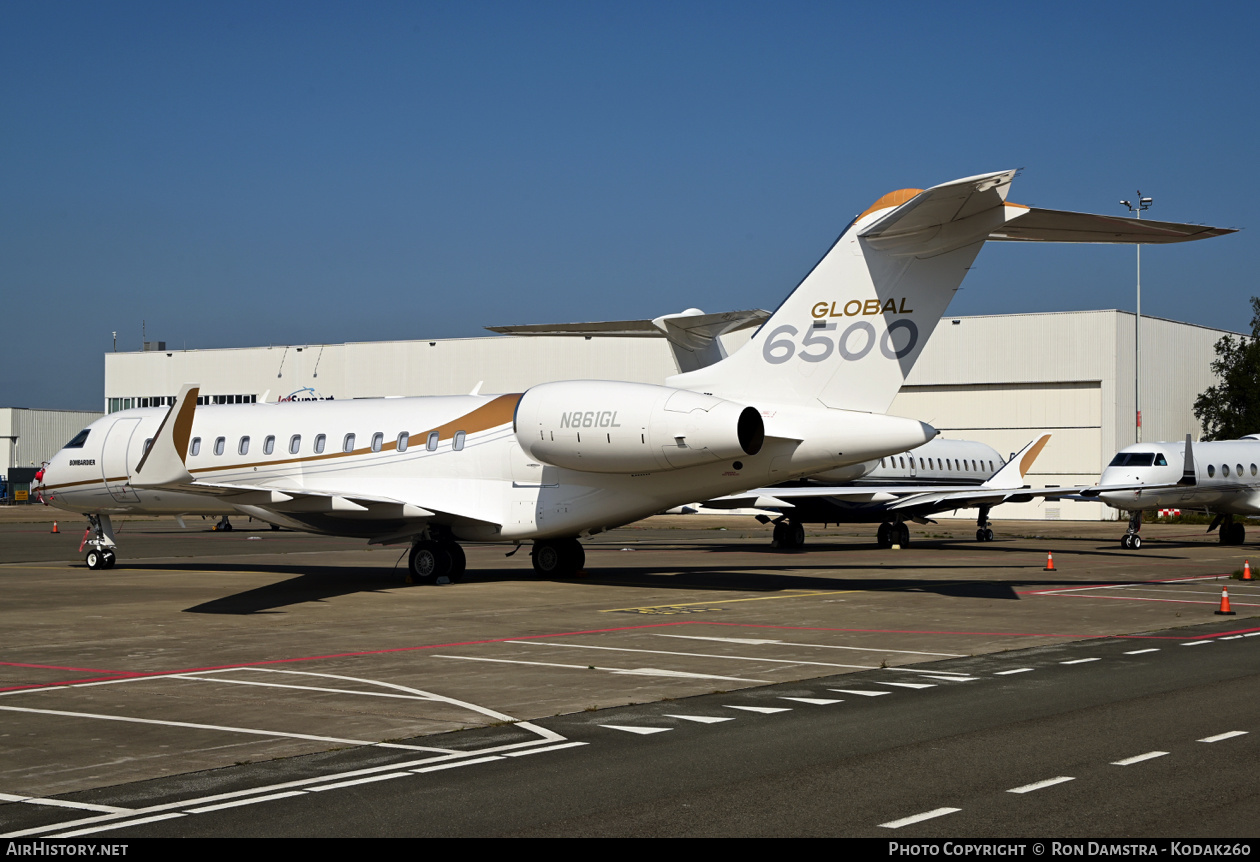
left=101, top=309, right=1237, bottom=521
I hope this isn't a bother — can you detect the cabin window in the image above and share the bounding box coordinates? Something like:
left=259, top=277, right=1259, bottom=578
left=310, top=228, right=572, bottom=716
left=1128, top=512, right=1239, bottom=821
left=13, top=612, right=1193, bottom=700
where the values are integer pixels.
left=289, top=435, right=301, bottom=455
left=880, top=459, right=886, bottom=468
left=238, top=436, right=250, bottom=456
left=1208, top=465, right=1216, bottom=477
left=371, top=432, right=384, bottom=453
left=264, top=436, right=275, bottom=455
left=65, top=429, right=90, bottom=449
left=314, top=434, right=326, bottom=454
left=1223, top=464, right=1231, bottom=477
left=427, top=432, right=439, bottom=451
left=143, top=438, right=152, bottom=454
left=214, top=437, right=225, bottom=456
left=1252, top=464, right=1258, bottom=477
left=343, top=433, right=356, bottom=453
left=190, top=437, right=201, bottom=456
left=397, top=432, right=409, bottom=452
left=453, top=431, right=466, bottom=451
left=1237, top=464, right=1245, bottom=477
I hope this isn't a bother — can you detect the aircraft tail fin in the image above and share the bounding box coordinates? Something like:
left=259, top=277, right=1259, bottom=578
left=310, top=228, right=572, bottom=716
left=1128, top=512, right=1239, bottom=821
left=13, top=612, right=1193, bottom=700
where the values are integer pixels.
left=668, top=171, right=1233, bottom=414
left=981, top=434, right=1051, bottom=490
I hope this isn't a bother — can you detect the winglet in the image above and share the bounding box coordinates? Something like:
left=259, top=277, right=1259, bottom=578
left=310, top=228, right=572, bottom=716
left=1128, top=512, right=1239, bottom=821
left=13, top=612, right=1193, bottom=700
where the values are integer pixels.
left=981, top=434, right=1051, bottom=490
left=133, top=383, right=199, bottom=488
left=1178, top=434, right=1197, bottom=486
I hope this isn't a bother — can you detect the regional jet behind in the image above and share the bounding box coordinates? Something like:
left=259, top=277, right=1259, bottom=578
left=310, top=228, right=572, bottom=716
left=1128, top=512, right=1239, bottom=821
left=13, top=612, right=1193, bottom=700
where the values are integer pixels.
left=34, top=170, right=1233, bottom=578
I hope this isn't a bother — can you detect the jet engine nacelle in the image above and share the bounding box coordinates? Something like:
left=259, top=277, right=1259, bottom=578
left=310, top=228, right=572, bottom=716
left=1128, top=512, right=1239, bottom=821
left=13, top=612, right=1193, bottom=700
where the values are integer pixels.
left=514, top=380, right=764, bottom=474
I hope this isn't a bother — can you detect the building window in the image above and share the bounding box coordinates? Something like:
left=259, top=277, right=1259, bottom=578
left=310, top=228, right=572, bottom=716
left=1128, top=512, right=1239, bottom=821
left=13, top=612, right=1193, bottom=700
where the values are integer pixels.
left=453, top=431, right=466, bottom=451
left=397, top=432, right=409, bottom=452
left=314, top=434, right=326, bottom=454
left=343, top=433, right=355, bottom=453
left=289, top=435, right=301, bottom=455
left=239, top=436, right=250, bottom=456
left=214, top=437, right=225, bottom=456
left=264, top=436, right=275, bottom=455
left=371, top=432, right=383, bottom=453
left=190, top=437, right=201, bottom=456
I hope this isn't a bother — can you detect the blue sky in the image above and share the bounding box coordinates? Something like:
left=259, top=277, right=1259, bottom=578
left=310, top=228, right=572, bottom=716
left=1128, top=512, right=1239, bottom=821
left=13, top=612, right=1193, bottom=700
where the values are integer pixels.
left=4, top=1, right=1257, bottom=409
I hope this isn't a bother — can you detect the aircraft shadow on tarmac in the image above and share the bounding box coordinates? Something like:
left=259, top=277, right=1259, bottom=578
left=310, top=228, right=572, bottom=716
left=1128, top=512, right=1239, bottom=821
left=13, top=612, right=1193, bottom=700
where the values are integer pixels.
left=160, top=557, right=1148, bottom=615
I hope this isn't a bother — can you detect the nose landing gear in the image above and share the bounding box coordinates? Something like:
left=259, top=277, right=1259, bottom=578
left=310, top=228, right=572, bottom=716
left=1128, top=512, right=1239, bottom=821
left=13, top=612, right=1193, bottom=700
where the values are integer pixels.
left=83, top=514, right=118, bottom=569
left=1120, top=510, right=1143, bottom=549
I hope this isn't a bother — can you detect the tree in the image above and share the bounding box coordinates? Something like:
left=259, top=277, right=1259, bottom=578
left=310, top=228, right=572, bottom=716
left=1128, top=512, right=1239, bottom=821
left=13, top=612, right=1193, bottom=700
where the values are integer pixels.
left=1193, top=296, right=1260, bottom=441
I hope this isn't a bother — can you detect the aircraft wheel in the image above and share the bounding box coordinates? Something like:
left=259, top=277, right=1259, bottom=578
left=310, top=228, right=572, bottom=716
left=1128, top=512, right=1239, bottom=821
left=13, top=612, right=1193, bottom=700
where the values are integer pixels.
left=896, top=523, right=910, bottom=546
left=1131, top=535, right=1142, bottom=550
left=976, top=528, right=985, bottom=542
left=1121, top=535, right=1131, bottom=549
left=771, top=522, right=786, bottom=548
left=786, top=521, right=805, bottom=549
left=85, top=550, right=103, bottom=570
left=446, top=542, right=467, bottom=579
left=270, top=524, right=281, bottom=532
left=532, top=538, right=583, bottom=577
left=1237, top=525, right=1246, bottom=544
left=409, top=541, right=451, bottom=582
left=102, top=550, right=117, bottom=569
left=984, top=528, right=995, bottom=542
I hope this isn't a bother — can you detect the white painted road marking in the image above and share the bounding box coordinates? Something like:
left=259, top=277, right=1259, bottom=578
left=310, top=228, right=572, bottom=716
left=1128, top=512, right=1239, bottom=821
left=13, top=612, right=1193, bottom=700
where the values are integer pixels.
left=1061, top=658, right=1100, bottom=665
left=600, top=725, right=672, bottom=735
left=435, top=654, right=767, bottom=683
left=780, top=697, right=842, bottom=706
left=505, top=640, right=877, bottom=670
left=725, top=705, right=791, bottom=714
left=1007, top=776, right=1075, bottom=794
left=0, top=793, right=131, bottom=814
left=1198, top=731, right=1248, bottom=743
left=665, top=714, right=734, bottom=724
left=876, top=681, right=934, bottom=689
left=656, top=634, right=964, bottom=657
left=189, top=791, right=307, bottom=812
left=1123, top=648, right=1160, bottom=654
left=1112, top=751, right=1169, bottom=766
left=828, top=689, right=890, bottom=697
left=1180, top=641, right=1212, bottom=647
left=994, top=668, right=1034, bottom=675
left=504, top=741, right=590, bottom=756
left=879, top=807, right=961, bottom=829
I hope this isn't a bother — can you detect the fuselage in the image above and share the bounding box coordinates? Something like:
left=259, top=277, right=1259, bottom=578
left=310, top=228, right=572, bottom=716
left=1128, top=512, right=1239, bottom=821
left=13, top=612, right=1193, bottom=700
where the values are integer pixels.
left=36, top=391, right=936, bottom=542
left=770, top=437, right=1005, bottom=524
left=1097, top=435, right=1260, bottom=516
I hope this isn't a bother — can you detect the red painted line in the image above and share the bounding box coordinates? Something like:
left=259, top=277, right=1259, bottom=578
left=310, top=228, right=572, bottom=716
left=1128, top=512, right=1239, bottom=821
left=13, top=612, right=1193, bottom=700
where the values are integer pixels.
left=1032, top=593, right=1260, bottom=608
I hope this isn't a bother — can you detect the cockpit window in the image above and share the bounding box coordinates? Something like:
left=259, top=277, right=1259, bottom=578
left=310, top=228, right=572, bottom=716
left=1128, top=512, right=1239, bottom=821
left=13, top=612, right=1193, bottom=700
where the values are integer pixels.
left=64, top=429, right=90, bottom=449
left=1108, top=452, right=1156, bottom=467
left=1155, top=454, right=1167, bottom=466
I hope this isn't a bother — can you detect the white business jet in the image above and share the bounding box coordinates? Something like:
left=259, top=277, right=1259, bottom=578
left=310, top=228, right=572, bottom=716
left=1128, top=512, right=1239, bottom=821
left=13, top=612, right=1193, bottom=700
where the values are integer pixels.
left=1083, top=435, right=1260, bottom=548
left=34, top=170, right=1232, bottom=579
left=705, top=434, right=1051, bottom=548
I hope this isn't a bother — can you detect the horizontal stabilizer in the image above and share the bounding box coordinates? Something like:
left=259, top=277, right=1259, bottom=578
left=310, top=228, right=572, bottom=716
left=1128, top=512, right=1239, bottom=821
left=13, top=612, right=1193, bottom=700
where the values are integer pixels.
left=989, top=208, right=1236, bottom=244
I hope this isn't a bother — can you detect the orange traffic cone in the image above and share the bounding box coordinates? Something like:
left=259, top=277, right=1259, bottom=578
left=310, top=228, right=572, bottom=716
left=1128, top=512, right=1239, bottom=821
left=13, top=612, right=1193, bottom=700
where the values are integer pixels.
left=50, top=521, right=59, bottom=534
left=1244, top=560, right=1253, bottom=581
left=1044, top=552, right=1056, bottom=572
left=1216, top=585, right=1236, bottom=616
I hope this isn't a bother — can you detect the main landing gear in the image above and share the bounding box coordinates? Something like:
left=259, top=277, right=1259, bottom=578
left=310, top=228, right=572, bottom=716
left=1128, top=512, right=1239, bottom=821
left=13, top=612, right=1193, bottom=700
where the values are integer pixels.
left=876, top=520, right=910, bottom=548
left=83, top=514, right=118, bottom=570
left=975, top=506, right=995, bottom=542
left=213, top=516, right=233, bottom=532
left=1120, top=510, right=1143, bottom=549
left=408, top=530, right=467, bottom=583
left=531, top=538, right=585, bottom=577
left=1212, top=515, right=1246, bottom=546
left=771, top=519, right=806, bottom=550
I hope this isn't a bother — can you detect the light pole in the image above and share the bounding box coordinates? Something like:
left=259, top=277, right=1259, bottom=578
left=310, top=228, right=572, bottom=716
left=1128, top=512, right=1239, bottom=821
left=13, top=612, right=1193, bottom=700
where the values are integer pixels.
left=1120, top=193, right=1152, bottom=443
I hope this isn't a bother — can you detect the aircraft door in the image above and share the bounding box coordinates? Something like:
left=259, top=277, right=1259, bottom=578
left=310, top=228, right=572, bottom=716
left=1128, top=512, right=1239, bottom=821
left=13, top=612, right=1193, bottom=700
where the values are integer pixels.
left=101, top=418, right=142, bottom=503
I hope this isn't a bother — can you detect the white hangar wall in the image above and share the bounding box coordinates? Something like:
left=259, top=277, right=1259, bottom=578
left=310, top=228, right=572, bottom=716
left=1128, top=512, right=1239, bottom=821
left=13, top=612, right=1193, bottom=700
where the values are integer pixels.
left=887, top=311, right=1234, bottom=521
left=1, top=408, right=104, bottom=471
left=103, top=310, right=1238, bottom=521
